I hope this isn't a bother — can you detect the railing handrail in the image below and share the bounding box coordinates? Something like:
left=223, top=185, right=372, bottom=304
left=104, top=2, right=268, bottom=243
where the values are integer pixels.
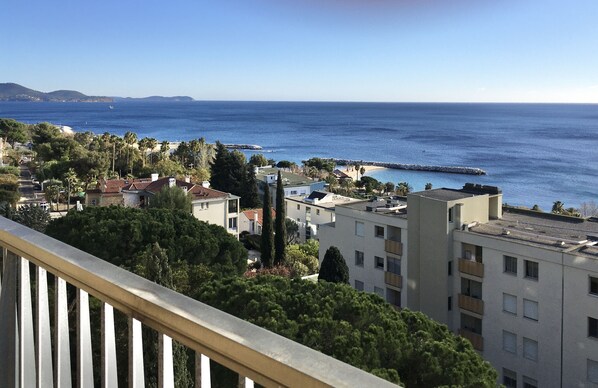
left=0, top=217, right=396, bottom=387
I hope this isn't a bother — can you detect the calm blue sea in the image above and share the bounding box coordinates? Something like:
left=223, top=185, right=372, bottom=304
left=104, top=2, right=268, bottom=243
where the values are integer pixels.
left=1, top=101, right=597, bottom=209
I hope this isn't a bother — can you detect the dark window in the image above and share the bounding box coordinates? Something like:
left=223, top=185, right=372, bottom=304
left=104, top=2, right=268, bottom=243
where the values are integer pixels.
left=590, top=277, right=598, bottom=295
left=375, top=256, right=384, bottom=269
left=590, top=317, right=598, bottom=338
left=503, top=369, right=517, bottom=388
left=523, top=376, right=538, bottom=388
left=355, top=251, right=364, bottom=267
left=228, top=200, right=238, bottom=213
left=387, top=257, right=401, bottom=275
left=448, top=207, right=454, bottom=222
left=525, top=260, right=539, bottom=280
left=375, top=225, right=385, bottom=238
left=448, top=296, right=452, bottom=311
left=448, top=260, right=453, bottom=276
left=504, top=255, right=517, bottom=274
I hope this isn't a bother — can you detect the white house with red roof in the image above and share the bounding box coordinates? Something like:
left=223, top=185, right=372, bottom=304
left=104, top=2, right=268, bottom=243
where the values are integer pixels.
left=239, top=208, right=276, bottom=235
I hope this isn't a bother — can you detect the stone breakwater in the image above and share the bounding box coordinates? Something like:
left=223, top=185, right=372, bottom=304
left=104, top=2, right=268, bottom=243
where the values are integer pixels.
left=334, top=159, right=486, bottom=176
left=223, top=144, right=262, bottom=150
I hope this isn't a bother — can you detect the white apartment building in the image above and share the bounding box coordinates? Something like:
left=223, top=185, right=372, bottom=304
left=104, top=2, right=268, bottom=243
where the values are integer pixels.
left=319, top=184, right=598, bottom=387
left=285, top=191, right=359, bottom=242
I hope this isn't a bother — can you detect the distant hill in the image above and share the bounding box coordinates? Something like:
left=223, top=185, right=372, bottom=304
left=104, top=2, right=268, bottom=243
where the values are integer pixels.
left=0, top=83, right=194, bottom=102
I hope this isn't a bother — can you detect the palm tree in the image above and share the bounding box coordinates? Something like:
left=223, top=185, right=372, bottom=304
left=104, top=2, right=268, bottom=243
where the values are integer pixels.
left=160, top=140, right=170, bottom=160
left=147, top=138, right=158, bottom=165
left=138, top=137, right=150, bottom=167
left=123, top=131, right=138, bottom=174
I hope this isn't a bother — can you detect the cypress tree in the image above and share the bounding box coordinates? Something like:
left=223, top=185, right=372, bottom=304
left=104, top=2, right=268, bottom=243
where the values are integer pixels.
left=242, top=165, right=261, bottom=209
left=260, top=183, right=274, bottom=267
left=274, top=171, right=287, bottom=266
left=318, top=246, right=349, bottom=284
left=210, top=142, right=231, bottom=192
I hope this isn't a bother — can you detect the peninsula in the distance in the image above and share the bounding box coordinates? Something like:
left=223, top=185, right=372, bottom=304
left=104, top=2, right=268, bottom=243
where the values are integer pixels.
left=0, top=83, right=194, bottom=102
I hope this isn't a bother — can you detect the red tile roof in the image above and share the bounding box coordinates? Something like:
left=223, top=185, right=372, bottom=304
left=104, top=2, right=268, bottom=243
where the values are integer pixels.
left=241, top=208, right=276, bottom=226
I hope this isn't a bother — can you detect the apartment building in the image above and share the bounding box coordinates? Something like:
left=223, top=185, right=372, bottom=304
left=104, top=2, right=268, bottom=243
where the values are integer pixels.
left=319, top=184, right=598, bottom=387
left=255, top=166, right=326, bottom=204
left=285, top=191, right=359, bottom=242
left=318, top=196, right=408, bottom=308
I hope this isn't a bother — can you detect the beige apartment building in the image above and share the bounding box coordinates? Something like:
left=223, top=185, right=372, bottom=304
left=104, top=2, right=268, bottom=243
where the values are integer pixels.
left=319, top=184, right=598, bottom=387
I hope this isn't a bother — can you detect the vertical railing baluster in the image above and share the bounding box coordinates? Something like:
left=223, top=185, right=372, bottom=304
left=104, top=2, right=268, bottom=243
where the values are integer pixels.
left=129, top=317, right=145, bottom=388
left=77, top=289, right=94, bottom=387
left=0, top=250, right=18, bottom=386
left=238, top=375, right=255, bottom=388
left=19, top=257, right=37, bottom=387
left=159, top=334, right=174, bottom=388
left=36, top=267, right=54, bottom=388
left=55, top=277, right=72, bottom=388
left=101, top=302, right=118, bottom=388
left=195, top=353, right=211, bottom=388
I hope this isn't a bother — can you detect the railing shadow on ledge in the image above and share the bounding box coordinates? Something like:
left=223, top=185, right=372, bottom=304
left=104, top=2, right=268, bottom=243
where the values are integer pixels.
left=0, top=217, right=396, bottom=387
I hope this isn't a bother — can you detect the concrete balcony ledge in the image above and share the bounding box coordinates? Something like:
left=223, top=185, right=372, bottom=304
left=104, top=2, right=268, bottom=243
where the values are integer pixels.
left=458, top=293, right=484, bottom=315
left=385, top=271, right=403, bottom=289
left=458, top=258, right=484, bottom=278
left=385, top=239, right=403, bottom=256
left=0, top=217, right=396, bottom=387
left=459, top=329, right=484, bottom=351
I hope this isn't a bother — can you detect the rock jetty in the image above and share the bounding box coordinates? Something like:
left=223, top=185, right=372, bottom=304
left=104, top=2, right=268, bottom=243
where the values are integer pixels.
left=223, top=144, right=263, bottom=150
left=334, top=159, right=486, bottom=176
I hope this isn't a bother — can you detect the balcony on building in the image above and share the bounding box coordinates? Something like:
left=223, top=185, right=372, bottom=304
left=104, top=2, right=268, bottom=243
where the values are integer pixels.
left=384, top=239, right=403, bottom=256
left=458, top=243, right=484, bottom=278
left=459, top=278, right=484, bottom=315
left=459, top=313, right=483, bottom=351
left=384, top=271, right=403, bottom=289
left=0, top=217, right=393, bottom=387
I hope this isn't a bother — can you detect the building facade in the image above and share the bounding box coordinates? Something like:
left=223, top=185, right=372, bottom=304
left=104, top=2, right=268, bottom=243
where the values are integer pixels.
left=285, top=191, right=358, bottom=243
left=255, top=167, right=326, bottom=205
left=319, top=184, right=598, bottom=387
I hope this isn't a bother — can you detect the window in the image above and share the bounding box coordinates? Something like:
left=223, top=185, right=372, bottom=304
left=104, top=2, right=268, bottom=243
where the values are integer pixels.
left=228, top=217, right=237, bottom=230
left=448, top=296, right=452, bottom=311
left=523, top=338, right=538, bottom=361
left=355, top=280, right=364, bottom=291
left=503, top=293, right=517, bottom=315
left=588, top=359, right=598, bottom=384
left=590, top=276, right=598, bottom=295
left=387, top=257, right=401, bottom=275
left=503, top=369, right=517, bottom=388
left=91, top=199, right=97, bottom=206
left=502, top=331, right=517, bottom=354
left=296, top=218, right=300, bottom=222
left=448, top=260, right=452, bottom=276
left=316, top=209, right=320, bottom=215
left=228, top=200, right=238, bottom=213
left=296, top=204, right=300, bottom=210
left=306, top=206, right=311, bottom=214
left=355, top=251, right=364, bottom=267
left=589, top=317, right=598, bottom=338
left=374, top=287, right=384, bottom=297
left=525, top=260, right=539, bottom=280
left=290, top=190, right=298, bottom=195
left=375, top=225, right=385, bottom=238
left=375, top=256, right=384, bottom=270
left=387, top=289, right=401, bottom=308
left=448, top=207, right=454, bottom=222
left=355, top=221, right=364, bottom=237
left=523, top=376, right=538, bottom=388
left=504, top=255, right=517, bottom=275
left=523, top=299, right=538, bottom=321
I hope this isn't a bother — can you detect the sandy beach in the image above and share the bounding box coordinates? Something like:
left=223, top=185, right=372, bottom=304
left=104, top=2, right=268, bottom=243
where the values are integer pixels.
left=340, top=165, right=386, bottom=180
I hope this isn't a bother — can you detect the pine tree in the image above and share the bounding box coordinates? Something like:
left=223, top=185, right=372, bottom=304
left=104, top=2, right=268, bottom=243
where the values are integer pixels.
left=318, top=246, right=349, bottom=284
left=274, top=171, right=287, bottom=266
left=243, top=164, right=261, bottom=209
left=210, top=142, right=231, bottom=192
left=261, top=183, right=274, bottom=267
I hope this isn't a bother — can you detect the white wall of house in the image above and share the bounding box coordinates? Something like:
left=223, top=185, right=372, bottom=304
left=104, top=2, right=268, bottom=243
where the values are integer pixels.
left=286, top=199, right=335, bottom=242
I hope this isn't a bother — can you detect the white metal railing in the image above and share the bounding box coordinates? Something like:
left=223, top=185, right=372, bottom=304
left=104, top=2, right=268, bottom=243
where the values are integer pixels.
left=0, top=217, right=396, bottom=387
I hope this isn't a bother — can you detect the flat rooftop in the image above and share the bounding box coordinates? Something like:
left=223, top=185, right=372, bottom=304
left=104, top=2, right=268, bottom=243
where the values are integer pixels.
left=340, top=197, right=408, bottom=219
left=256, top=167, right=317, bottom=187
left=468, top=209, right=598, bottom=256
left=410, top=188, right=477, bottom=202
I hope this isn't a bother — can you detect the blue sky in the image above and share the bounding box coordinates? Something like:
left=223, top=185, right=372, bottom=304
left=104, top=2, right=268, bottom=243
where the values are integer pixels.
left=2, top=0, right=597, bottom=102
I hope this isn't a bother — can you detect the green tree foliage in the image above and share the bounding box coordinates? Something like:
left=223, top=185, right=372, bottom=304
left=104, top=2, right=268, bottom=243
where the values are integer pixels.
left=0, top=173, right=20, bottom=205
left=396, top=181, right=413, bottom=196
left=384, top=182, right=395, bottom=193
left=260, top=183, right=274, bottom=267
left=285, top=242, right=319, bottom=276
left=0, top=166, right=20, bottom=176
left=274, top=171, right=287, bottom=266
left=11, top=203, right=51, bottom=232
left=285, top=218, right=299, bottom=244
left=303, top=157, right=335, bottom=173
left=276, top=160, right=297, bottom=170
left=425, top=182, right=433, bottom=190
left=249, top=153, right=269, bottom=167
left=148, top=185, right=192, bottom=212
left=318, top=246, right=349, bottom=284
left=357, top=176, right=382, bottom=193
left=46, top=206, right=247, bottom=275
left=242, top=165, right=261, bottom=209
left=0, top=118, right=29, bottom=147
left=193, top=276, right=497, bottom=387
